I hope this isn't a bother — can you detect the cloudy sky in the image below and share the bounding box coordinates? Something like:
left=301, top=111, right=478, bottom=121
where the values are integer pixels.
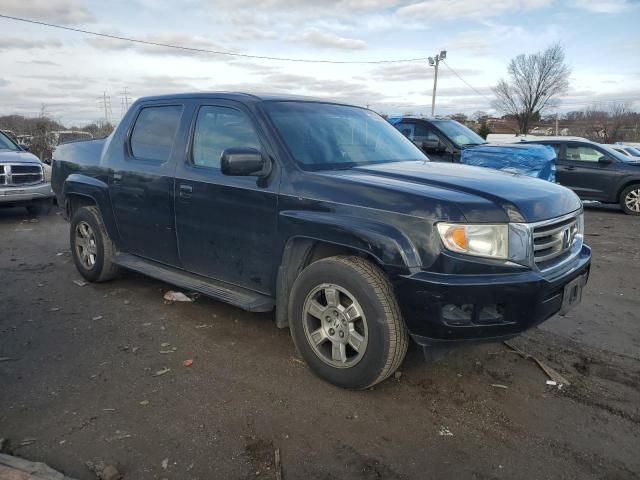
left=1, top=0, right=639, bottom=125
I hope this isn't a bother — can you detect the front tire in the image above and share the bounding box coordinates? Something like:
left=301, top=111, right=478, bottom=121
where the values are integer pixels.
left=620, top=184, right=640, bottom=215
left=289, top=256, right=408, bottom=389
left=70, top=206, right=119, bottom=282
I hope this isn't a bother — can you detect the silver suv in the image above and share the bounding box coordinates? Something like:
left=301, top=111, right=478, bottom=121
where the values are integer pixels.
left=0, top=130, right=54, bottom=215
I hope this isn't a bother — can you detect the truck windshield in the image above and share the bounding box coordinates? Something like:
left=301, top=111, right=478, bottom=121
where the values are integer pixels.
left=431, top=120, right=486, bottom=148
left=265, top=101, right=427, bottom=170
left=624, top=146, right=640, bottom=157
left=0, top=131, right=20, bottom=151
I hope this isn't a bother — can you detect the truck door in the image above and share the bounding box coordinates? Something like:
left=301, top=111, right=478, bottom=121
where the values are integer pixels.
left=556, top=143, right=619, bottom=201
left=395, top=121, right=455, bottom=162
left=109, top=103, right=189, bottom=266
left=174, top=102, right=279, bottom=294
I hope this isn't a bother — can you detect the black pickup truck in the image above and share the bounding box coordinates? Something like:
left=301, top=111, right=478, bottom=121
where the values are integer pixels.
left=52, top=93, right=591, bottom=389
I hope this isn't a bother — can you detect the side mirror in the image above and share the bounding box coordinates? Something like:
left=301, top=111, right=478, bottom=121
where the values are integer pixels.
left=221, top=148, right=270, bottom=177
left=598, top=155, right=613, bottom=164
left=21, top=145, right=30, bottom=152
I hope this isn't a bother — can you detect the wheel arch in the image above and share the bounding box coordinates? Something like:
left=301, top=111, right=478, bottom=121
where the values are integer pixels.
left=63, top=174, right=120, bottom=244
left=616, top=178, right=640, bottom=202
left=274, top=233, right=413, bottom=329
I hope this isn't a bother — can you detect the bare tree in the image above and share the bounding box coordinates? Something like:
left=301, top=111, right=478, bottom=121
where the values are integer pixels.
left=493, top=43, right=570, bottom=134
left=23, top=104, right=58, bottom=161
left=471, top=110, right=489, bottom=123
left=583, top=102, right=632, bottom=143
left=82, top=120, right=115, bottom=138
left=448, top=112, right=468, bottom=123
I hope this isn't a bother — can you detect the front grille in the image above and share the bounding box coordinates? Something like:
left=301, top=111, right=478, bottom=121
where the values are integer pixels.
left=533, top=214, right=580, bottom=267
left=1, top=164, right=44, bottom=186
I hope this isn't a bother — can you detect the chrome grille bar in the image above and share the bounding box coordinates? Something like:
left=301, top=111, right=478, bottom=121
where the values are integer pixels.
left=0, top=164, right=44, bottom=186
left=532, top=213, right=580, bottom=267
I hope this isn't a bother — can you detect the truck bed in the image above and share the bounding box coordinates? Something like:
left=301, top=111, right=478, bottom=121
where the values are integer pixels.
left=51, top=137, right=108, bottom=202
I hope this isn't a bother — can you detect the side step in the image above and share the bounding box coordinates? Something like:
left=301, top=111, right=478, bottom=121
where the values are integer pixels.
left=112, top=254, right=275, bottom=312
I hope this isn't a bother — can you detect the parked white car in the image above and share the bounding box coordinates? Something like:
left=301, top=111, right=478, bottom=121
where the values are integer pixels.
left=611, top=144, right=640, bottom=159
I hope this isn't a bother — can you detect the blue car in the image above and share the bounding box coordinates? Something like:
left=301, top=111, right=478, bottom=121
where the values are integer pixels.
left=390, top=117, right=556, bottom=181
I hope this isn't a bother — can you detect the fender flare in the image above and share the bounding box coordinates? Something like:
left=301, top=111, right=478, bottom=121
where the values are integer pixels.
left=279, top=210, right=421, bottom=268
left=63, top=174, right=120, bottom=243
left=274, top=211, right=421, bottom=328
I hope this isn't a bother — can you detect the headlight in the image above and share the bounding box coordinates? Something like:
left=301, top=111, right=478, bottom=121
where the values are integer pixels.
left=42, top=163, right=52, bottom=183
left=437, top=223, right=509, bottom=259
left=577, top=212, right=584, bottom=238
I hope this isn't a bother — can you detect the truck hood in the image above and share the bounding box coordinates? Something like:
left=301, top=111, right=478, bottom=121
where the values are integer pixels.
left=346, top=161, right=581, bottom=223
left=0, top=149, right=42, bottom=164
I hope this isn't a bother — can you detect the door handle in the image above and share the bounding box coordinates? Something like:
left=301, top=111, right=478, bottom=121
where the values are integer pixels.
left=112, top=172, right=123, bottom=184
left=179, top=184, right=193, bottom=198
left=564, top=166, right=576, bottom=171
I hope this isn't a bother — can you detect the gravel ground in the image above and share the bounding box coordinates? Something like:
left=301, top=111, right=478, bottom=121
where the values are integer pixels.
left=0, top=205, right=639, bottom=480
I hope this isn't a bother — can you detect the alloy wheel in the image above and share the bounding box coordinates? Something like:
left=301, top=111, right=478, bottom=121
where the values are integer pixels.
left=302, top=283, right=368, bottom=368
left=75, top=221, right=98, bottom=269
left=625, top=188, right=640, bottom=213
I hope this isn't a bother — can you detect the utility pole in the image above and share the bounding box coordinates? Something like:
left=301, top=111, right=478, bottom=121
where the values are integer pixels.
left=102, top=92, right=109, bottom=123
left=120, top=87, right=130, bottom=119
left=428, top=50, right=447, bottom=117
left=98, top=92, right=113, bottom=124
left=555, top=113, right=559, bottom=136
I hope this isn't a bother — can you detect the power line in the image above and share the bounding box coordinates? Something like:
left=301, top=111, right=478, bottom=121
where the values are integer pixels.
left=440, top=60, right=638, bottom=109
left=441, top=60, right=493, bottom=102
left=0, top=13, right=431, bottom=65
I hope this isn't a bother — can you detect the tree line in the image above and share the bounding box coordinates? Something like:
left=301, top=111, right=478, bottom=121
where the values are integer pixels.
left=490, top=43, right=638, bottom=142
left=0, top=108, right=114, bottom=161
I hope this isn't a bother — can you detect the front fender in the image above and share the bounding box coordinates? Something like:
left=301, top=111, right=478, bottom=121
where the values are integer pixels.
left=63, top=174, right=120, bottom=244
left=279, top=210, right=421, bottom=270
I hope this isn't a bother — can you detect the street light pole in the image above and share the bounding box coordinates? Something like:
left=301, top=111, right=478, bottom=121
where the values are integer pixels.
left=429, top=50, right=447, bottom=117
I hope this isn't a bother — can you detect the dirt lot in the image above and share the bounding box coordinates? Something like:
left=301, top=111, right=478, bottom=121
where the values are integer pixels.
left=1, top=205, right=639, bottom=479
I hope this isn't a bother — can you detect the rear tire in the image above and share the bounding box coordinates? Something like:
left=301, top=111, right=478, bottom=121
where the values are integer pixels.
left=289, top=256, right=408, bottom=389
left=70, top=206, right=119, bottom=282
left=620, top=184, right=640, bottom=215
left=26, top=198, right=52, bottom=216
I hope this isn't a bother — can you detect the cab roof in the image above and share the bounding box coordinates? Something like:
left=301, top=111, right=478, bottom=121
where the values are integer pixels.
left=136, top=92, right=358, bottom=107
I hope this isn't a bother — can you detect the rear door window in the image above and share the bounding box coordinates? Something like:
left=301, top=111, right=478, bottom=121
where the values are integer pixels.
left=130, top=105, right=183, bottom=162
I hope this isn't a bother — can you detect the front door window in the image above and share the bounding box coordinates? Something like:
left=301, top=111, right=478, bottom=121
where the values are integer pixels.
left=565, top=145, right=602, bottom=162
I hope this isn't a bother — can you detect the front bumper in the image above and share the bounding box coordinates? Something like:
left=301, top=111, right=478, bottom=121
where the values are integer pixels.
left=394, top=244, right=591, bottom=346
left=0, top=182, right=54, bottom=205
